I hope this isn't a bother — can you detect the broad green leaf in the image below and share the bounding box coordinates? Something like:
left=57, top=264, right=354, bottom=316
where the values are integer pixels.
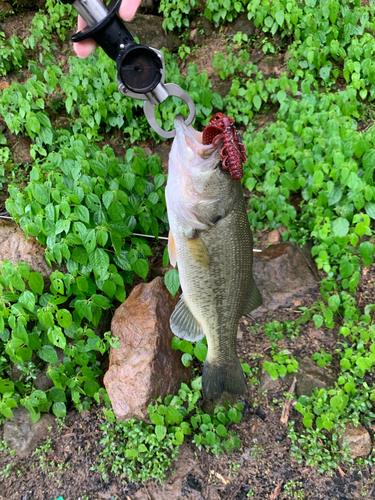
left=164, top=269, right=180, bottom=297
left=28, top=272, right=44, bottom=295
left=331, top=218, right=349, bottom=238
left=52, top=401, right=66, bottom=418
left=38, top=345, right=58, bottom=364
left=19, top=291, right=35, bottom=312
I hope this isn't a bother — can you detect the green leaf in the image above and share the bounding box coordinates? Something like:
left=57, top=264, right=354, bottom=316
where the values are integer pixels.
left=38, top=345, right=58, bottom=364
left=48, top=326, right=66, bottom=350
left=150, top=412, right=164, bottom=426
left=365, top=202, right=375, bottom=220
left=33, top=184, right=49, bottom=205
left=194, top=342, right=207, bottom=362
left=133, top=259, right=148, bottom=280
left=216, top=424, right=227, bottom=437
left=49, top=387, right=66, bottom=402
left=52, top=401, right=66, bottom=418
left=125, top=448, right=138, bottom=459
left=181, top=353, right=193, bottom=367
left=164, top=269, right=180, bottom=297
left=90, top=248, right=110, bottom=279
left=275, top=9, right=284, bottom=26
left=19, top=291, right=35, bottom=312
left=328, top=187, right=342, bottom=206
left=72, top=247, right=88, bottom=266
left=155, top=424, right=166, bottom=441
left=163, top=246, right=169, bottom=267
left=56, top=309, right=72, bottom=328
left=302, top=412, right=314, bottom=428
left=28, top=272, right=44, bottom=295
left=331, top=218, right=349, bottom=238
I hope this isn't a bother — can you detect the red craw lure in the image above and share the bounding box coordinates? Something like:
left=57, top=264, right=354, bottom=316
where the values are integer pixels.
left=202, top=112, right=247, bottom=180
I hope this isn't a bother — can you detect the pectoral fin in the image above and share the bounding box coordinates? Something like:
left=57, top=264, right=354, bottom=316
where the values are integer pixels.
left=243, top=277, right=263, bottom=314
left=170, top=294, right=205, bottom=342
left=168, top=230, right=177, bottom=267
left=185, top=235, right=211, bottom=270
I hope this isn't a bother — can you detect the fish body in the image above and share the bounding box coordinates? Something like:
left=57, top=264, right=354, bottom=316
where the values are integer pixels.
left=166, top=115, right=262, bottom=401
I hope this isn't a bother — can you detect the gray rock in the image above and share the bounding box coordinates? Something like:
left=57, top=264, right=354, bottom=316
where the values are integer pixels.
left=227, top=13, right=256, bottom=37
left=12, top=137, right=33, bottom=165
left=127, top=15, right=180, bottom=52
left=3, top=407, right=54, bottom=458
left=338, top=423, right=372, bottom=459
left=252, top=242, right=319, bottom=317
left=287, top=356, right=336, bottom=397
left=0, top=219, right=61, bottom=280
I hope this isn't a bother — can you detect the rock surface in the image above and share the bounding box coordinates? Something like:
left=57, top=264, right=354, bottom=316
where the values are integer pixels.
left=291, top=356, right=336, bottom=397
left=104, top=277, right=191, bottom=422
left=0, top=219, right=58, bottom=279
left=252, top=242, right=319, bottom=317
left=3, top=407, right=54, bottom=458
left=260, top=356, right=335, bottom=397
left=338, top=423, right=372, bottom=459
left=227, top=13, right=256, bottom=37
left=128, top=15, right=180, bottom=52
left=11, top=136, right=33, bottom=165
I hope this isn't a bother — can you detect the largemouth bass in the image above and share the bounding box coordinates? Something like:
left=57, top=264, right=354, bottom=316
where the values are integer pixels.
left=166, top=114, right=262, bottom=401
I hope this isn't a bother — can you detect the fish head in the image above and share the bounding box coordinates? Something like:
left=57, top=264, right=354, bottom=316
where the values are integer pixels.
left=166, top=114, right=239, bottom=229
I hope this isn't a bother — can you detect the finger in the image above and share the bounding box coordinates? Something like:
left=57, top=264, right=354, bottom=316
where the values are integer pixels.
left=74, top=15, right=98, bottom=58
left=74, top=38, right=99, bottom=58
left=119, top=0, right=142, bottom=21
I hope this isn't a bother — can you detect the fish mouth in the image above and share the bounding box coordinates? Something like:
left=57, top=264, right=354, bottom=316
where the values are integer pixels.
left=174, top=114, right=218, bottom=161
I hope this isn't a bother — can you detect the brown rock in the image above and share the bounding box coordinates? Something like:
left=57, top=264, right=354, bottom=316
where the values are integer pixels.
left=0, top=220, right=59, bottom=280
left=252, top=242, right=319, bottom=317
left=267, top=229, right=281, bottom=244
left=338, top=423, right=372, bottom=459
left=0, top=80, right=9, bottom=91
left=0, top=2, right=12, bottom=13
left=11, top=136, right=33, bottom=165
left=139, top=0, right=153, bottom=12
left=189, top=28, right=204, bottom=46
left=104, top=277, right=191, bottom=422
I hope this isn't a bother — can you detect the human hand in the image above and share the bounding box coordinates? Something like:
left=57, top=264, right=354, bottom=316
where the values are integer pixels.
left=74, top=0, right=142, bottom=58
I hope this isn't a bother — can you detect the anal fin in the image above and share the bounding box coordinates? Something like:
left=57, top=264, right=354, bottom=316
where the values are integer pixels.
left=244, top=277, right=262, bottom=315
left=170, top=294, right=205, bottom=342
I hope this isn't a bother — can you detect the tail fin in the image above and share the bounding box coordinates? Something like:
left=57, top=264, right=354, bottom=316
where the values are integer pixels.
left=202, top=357, right=247, bottom=401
